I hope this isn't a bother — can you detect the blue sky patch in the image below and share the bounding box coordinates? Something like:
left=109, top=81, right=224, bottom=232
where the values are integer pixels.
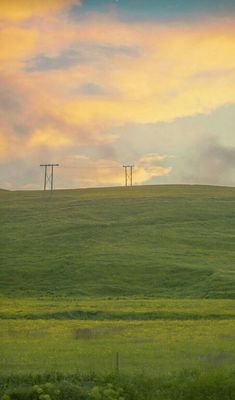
left=69, top=0, right=235, bottom=21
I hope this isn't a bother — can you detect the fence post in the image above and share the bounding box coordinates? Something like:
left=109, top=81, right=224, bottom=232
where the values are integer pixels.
left=115, top=352, right=120, bottom=372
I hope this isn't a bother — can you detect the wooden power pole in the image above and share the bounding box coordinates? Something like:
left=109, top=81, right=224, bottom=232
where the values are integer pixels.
left=123, top=165, right=134, bottom=187
left=40, top=164, right=59, bottom=191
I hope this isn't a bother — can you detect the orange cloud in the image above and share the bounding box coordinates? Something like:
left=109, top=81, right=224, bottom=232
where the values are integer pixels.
left=0, top=27, right=38, bottom=64
left=0, top=134, right=7, bottom=157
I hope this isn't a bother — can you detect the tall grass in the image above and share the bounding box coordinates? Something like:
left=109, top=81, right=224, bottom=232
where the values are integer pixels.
left=1, top=370, right=235, bottom=400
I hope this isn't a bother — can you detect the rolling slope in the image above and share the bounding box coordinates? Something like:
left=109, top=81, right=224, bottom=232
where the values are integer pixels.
left=1, top=185, right=235, bottom=298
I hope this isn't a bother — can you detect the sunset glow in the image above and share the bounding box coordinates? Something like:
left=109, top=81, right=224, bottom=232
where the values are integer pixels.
left=1, top=0, right=235, bottom=189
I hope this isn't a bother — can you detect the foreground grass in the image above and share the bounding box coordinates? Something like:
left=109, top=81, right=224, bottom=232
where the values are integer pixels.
left=1, top=298, right=235, bottom=376
left=1, top=370, right=235, bottom=400
left=1, top=317, right=235, bottom=375
left=1, top=185, right=235, bottom=298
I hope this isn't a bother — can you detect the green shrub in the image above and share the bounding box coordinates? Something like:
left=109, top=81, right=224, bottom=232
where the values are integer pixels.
left=2, top=371, right=235, bottom=400
left=89, top=384, right=124, bottom=400
left=57, top=381, right=87, bottom=400
left=2, top=383, right=60, bottom=400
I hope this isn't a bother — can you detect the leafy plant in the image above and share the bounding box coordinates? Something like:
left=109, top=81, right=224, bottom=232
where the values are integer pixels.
left=89, top=384, right=125, bottom=400
left=2, top=383, right=60, bottom=400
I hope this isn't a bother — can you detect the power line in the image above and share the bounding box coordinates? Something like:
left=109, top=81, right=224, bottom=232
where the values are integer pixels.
left=60, top=165, right=121, bottom=170
left=40, top=164, right=59, bottom=191
left=59, top=164, right=158, bottom=171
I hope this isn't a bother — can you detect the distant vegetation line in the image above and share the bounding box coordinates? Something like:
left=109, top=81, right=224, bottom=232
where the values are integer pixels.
left=1, top=310, right=235, bottom=321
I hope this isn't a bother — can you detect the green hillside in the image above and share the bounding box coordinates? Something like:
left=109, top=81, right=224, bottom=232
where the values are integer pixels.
left=1, top=184, right=235, bottom=298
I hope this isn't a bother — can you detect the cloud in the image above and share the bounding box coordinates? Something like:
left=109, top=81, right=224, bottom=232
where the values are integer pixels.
left=0, top=77, right=22, bottom=111
left=29, top=127, right=73, bottom=148
left=134, top=166, right=172, bottom=185
left=57, top=152, right=172, bottom=188
left=1, top=6, right=235, bottom=188
left=77, top=82, right=114, bottom=97
left=0, top=27, right=38, bottom=64
left=0, top=0, right=77, bottom=21
left=138, top=154, right=167, bottom=164
left=35, top=17, right=235, bottom=129
left=25, top=49, right=83, bottom=72
left=24, top=43, right=138, bottom=73
left=0, top=133, right=8, bottom=157
left=134, top=153, right=172, bottom=184
left=184, top=140, right=235, bottom=185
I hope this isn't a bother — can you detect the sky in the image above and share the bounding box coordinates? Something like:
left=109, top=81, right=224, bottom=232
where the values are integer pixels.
left=1, top=0, right=235, bottom=189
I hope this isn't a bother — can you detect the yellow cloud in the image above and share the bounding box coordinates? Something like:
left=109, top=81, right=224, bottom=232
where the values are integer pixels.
left=0, top=27, right=38, bottom=63
left=29, top=127, right=72, bottom=148
left=134, top=166, right=172, bottom=185
left=0, top=0, right=75, bottom=21
left=41, top=17, right=235, bottom=130
left=59, top=157, right=172, bottom=188
left=138, top=154, right=167, bottom=164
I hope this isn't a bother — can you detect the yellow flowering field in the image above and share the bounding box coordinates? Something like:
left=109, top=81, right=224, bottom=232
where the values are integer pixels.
left=1, top=299, right=235, bottom=376
left=1, top=298, right=235, bottom=319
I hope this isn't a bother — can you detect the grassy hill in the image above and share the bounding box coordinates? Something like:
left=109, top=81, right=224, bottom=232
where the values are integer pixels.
left=1, top=184, right=235, bottom=298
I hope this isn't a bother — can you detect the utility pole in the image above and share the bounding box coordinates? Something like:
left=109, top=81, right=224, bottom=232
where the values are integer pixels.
left=123, top=165, right=128, bottom=187
left=130, top=165, right=133, bottom=187
left=40, top=164, right=59, bottom=191
left=123, top=165, right=134, bottom=187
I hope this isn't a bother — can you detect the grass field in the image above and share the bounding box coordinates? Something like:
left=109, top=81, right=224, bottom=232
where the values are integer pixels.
left=1, top=184, right=235, bottom=298
left=1, top=298, right=235, bottom=376
left=1, top=298, right=235, bottom=320
left=1, top=185, right=235, bottom=398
